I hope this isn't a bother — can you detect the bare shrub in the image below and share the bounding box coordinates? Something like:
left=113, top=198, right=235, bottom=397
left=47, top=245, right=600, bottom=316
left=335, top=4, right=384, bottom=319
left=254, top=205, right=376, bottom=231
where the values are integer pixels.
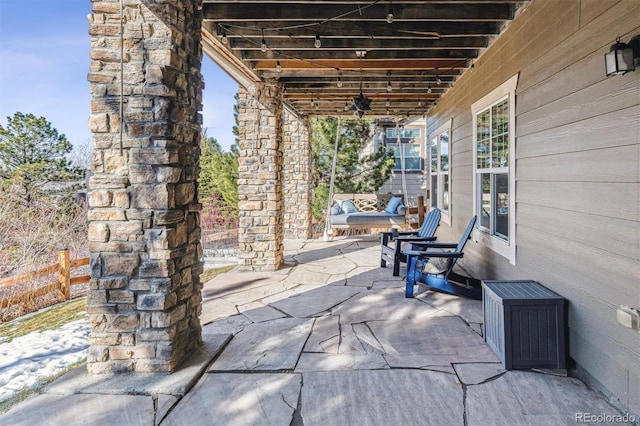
left=0, top=187, right=88, bottom=321
left=200, top=195, right=238, bottom=256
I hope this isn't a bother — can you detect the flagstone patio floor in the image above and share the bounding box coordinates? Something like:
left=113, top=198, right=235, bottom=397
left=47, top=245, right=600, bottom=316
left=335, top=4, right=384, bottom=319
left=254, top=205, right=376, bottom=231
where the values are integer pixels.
left=0, top=236, right=632, bottom=425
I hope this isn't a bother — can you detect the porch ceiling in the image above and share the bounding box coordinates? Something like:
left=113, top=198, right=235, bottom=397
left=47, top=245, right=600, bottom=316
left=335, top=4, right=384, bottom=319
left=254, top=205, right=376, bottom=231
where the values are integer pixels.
left=202, top=0, right=529, bottom=119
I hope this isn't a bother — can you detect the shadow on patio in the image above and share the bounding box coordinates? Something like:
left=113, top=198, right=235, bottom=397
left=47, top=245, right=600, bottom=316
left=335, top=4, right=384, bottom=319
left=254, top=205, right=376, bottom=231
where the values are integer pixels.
left=172, top=236, right=629, bottom=425
left=2, top=236, right=632, bottom=425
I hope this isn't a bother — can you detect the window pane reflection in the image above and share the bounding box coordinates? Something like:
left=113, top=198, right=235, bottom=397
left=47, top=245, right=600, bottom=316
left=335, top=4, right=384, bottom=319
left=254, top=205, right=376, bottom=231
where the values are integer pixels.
left=440, top=131, right=449, bottom=172
left=480, top=173, right=491, bottom=229
left=443, top=174, right=449, bottom=213
left=430, top=137, right=438, bottom=173
left=431, top=176, right=438, bottom=209
left=494, top=173, right=509, bottom=240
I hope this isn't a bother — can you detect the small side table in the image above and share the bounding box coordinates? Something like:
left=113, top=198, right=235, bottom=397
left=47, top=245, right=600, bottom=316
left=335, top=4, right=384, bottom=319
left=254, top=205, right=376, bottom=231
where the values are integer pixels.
left=482, top=280, right=566, bottom=370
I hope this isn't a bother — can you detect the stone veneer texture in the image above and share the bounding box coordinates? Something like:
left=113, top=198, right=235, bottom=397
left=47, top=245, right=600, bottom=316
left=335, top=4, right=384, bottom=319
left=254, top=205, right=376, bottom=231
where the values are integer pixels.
left=86, top=0, right=204, bottom=374
left=283, top=110, right=313, bottom=239
left=236, top=84, right=284, bottom=271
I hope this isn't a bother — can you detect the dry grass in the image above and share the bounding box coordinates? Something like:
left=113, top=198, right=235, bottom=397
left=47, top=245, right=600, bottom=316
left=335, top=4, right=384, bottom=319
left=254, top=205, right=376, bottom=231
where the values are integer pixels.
left=0, top=298, right=87, bottom=343
left=0, top=266, right=233, bottom=342
left=0, top=266, right=235, bottom=414
left=200, top=265, right=235, bottom=284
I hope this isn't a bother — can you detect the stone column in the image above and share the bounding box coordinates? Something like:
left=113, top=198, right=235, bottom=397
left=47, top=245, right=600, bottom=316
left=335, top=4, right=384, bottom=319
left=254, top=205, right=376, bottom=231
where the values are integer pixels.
left=283, top=110, right=313, bottom=239
left=86, top=0, right=203, bottom=374
left=236, top=83, right=284, bottom=271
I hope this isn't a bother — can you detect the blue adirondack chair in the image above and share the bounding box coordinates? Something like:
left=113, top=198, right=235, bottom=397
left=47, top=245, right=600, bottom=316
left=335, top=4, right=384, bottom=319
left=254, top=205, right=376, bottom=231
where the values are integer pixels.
left=380, top=208, right=441, bottom=276
left=403, top=216, right=482, bottom=300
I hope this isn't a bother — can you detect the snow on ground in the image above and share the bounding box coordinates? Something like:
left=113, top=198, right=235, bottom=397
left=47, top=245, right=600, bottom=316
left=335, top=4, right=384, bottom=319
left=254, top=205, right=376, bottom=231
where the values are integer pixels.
left=0, top=317, right=89, bottom=402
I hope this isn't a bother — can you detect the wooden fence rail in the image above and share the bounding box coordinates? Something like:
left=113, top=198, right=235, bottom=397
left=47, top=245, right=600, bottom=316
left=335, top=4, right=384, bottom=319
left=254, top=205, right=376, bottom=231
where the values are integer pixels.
left=0, top=249, right=90, bottom=311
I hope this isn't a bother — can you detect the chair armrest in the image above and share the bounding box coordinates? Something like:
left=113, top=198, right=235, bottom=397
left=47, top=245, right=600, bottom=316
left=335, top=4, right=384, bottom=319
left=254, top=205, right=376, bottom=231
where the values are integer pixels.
left=395, top=235, right=437, bottom=243
left=380, top=229, right=417, bottom=237
left=403, top=250, right=463, bottom=259
left=409, top=242, right=457, bottom=249
left=393, top=231, right=420, bottom=237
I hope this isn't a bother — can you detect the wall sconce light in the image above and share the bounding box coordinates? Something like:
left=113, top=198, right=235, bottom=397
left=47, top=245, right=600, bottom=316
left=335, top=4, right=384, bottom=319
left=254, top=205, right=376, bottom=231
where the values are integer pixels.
left=605, top=36, right=639, bottom=77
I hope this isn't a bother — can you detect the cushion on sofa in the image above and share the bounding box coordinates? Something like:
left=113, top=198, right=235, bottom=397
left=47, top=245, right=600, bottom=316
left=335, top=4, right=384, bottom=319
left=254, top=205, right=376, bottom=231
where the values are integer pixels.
left=339, top=199, right=358, bottom=214
left=385, top=196, right=403, bottom=214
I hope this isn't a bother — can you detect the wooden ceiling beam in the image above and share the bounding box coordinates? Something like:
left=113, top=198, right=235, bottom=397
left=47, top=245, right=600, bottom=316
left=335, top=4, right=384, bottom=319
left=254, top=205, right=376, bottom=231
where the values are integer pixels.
left=273, top=69, right=461, bottom=78
left=287, top=93, right=439, bottom=100
left=202, top=0, right=530, bottom=118
left=282, top=81, right=451, bottom=88
left=252, top=58, right=467, bottom=70
left=243, top=49, right=477, bottom=60
left=217, top=21, right=501, bottom=38
left=230, top=36, right=487, bottom=50
left=203, top=3, right=513, bottom=22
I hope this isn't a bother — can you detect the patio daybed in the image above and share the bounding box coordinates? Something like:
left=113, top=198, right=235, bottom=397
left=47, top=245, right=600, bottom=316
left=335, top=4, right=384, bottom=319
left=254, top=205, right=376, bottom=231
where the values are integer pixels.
left=329, top=193, right=425, bottom=230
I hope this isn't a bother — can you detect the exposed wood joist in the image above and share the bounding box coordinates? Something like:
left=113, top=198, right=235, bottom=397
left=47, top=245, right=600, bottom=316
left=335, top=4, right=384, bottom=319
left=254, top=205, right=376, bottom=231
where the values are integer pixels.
left=202, top=0, right=529, bottom=118
left=203, top=3, right=514, bottom=21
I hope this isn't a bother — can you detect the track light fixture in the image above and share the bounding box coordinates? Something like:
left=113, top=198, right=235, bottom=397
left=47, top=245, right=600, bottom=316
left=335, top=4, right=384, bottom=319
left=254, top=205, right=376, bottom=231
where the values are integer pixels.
left=386, top=98, right=390, bottom=107
left=386, top=0, right=394, bottom=24
left=427, top=83, right=432, bottom=94
left=315, top=32, right=322, bottom=48
left=387, top=72, right=393, bottom=92
left=276, top=60, right=282, bottom=73
left=435, top=69, right=442, bottom=85
left=336, top=70, right=343, bottom=88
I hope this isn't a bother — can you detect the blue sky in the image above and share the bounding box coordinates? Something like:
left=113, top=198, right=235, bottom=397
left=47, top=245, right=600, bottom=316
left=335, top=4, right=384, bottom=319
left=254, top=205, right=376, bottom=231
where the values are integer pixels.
left=0, top=0, right=239, bottom=152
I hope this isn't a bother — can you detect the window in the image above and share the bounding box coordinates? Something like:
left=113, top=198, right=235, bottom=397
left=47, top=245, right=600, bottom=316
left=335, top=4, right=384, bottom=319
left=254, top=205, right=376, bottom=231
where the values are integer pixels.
left=385, top=126, right=422, bottom=171
left=430, top=120, right=452, bottom=224
left=471, top=74, right=518, bottom=265
left=386, top=127, right=421, bottom=139
left=388, top=143, right=421, bottom=171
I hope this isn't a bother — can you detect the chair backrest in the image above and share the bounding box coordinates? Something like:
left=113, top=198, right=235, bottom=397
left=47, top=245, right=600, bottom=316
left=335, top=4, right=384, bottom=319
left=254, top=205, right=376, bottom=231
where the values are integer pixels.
left=455, top=216, right=477, bottom=253
left=439, top=216, right=477, bottom=278
left=417, top=208, right=441, bottom=238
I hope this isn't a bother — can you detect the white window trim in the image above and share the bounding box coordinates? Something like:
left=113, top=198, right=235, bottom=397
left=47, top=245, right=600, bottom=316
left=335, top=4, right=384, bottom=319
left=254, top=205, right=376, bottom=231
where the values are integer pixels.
left=430, top=119, right=452, bottom=225
left=471, top=73, right=518, bottom=265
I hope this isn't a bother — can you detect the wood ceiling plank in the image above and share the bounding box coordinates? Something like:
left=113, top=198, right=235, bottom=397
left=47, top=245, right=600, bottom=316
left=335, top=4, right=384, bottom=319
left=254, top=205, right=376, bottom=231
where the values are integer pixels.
left=203, top=3, right=513, bottom=21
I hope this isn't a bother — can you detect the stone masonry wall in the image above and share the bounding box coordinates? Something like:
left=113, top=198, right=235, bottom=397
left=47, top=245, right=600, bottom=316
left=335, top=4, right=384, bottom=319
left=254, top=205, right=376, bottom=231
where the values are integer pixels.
left=236, top=84, right=284, bottom=271
left=283, top=111, right=313, bottom=239
left=86, top=0, right=204, bottom=374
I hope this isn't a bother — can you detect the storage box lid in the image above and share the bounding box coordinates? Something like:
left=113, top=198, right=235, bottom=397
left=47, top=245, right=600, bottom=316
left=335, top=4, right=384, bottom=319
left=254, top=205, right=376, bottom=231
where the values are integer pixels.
left=482, top=280, right=564, bottom=304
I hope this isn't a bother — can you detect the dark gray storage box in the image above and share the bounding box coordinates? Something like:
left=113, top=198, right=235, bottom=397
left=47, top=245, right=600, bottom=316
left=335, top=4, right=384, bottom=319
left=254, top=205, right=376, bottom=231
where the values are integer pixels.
left=482, top=280, right=566, bottom=370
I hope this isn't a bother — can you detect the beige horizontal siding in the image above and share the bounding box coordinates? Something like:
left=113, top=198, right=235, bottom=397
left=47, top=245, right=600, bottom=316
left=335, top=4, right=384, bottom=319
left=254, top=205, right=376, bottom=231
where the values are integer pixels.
left=426, top=0, right=640, bottom=415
